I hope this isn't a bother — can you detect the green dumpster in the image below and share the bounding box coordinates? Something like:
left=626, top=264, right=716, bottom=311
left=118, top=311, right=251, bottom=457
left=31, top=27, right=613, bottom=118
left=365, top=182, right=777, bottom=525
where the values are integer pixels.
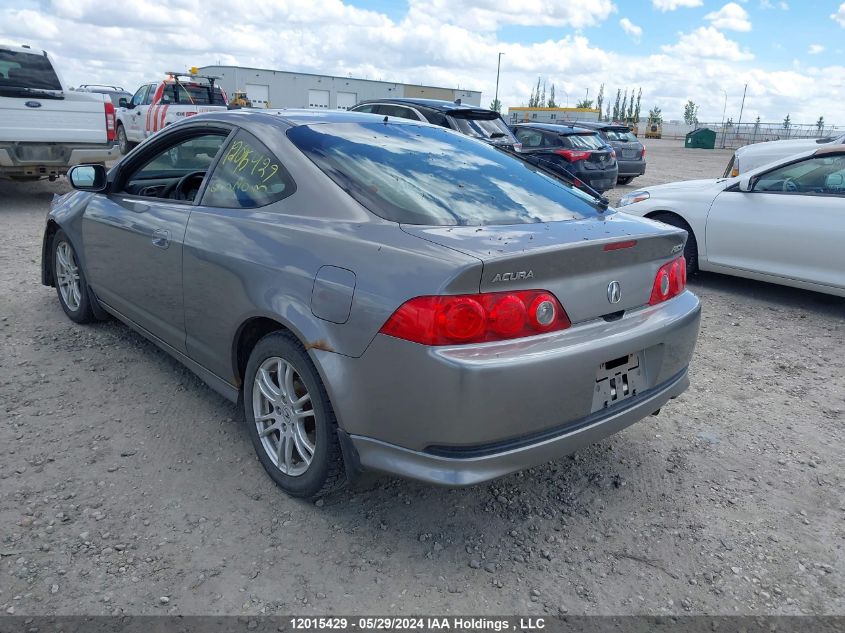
left=685, top=128, right=716, bottom=149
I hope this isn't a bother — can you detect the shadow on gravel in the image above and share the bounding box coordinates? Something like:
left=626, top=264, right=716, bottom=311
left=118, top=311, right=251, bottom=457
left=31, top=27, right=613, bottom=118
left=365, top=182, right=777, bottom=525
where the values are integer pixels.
left=690, top=271, right=845, bottom=318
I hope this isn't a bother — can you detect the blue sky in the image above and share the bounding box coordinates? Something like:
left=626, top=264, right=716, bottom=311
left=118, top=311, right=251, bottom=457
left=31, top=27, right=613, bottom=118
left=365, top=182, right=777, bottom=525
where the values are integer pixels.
left=2, top=0, right=844, bottom=123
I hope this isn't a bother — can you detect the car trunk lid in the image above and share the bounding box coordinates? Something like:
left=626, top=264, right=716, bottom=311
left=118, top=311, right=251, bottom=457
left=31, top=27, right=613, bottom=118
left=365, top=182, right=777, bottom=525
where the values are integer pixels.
left=402, top=214, right=685, bottom=324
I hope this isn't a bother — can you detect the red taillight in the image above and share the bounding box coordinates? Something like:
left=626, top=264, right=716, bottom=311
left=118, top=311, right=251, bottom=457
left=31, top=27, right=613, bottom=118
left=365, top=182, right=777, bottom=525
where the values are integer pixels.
left=380, top=290, right=571, bottom=345
left=649, top=256, right=687, bottom=305
left=104, top=101, right=116, bottom=142
left=641, top=147, right=646, bottom=158
left=554, top=149, right=591, bottom=162
left=610, top=149, right=617, bottom=159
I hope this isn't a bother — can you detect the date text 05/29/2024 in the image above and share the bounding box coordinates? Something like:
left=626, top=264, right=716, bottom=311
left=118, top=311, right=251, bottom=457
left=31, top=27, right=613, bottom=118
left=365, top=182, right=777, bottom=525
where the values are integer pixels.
left=288, top=617, right=546, bottom=630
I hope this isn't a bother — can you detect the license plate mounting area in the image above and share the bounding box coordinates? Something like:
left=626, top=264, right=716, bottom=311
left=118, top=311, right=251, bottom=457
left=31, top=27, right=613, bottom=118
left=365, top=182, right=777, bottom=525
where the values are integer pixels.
left=591, top=353, right=643, bottom=412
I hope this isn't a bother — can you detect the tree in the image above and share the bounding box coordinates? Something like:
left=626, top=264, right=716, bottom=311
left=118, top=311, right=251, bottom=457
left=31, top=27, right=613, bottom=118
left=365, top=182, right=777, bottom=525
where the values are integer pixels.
left=547, top=84, right=556, bottom=108
left=575, top=98, right=594, bottom=109
left=596, top=84, right=605, bottom=121
left=533, top=77, right=542, bottom=107
left=528, top=85, right=535, bottom=108
left=683, top=100, right=699, bottom=125
left=648, top=106, right=663, bottom=125
left=605, top=102, right=611, bottom=121
left=489, top=99, right=502, bottom=113
left=626, top=88, right=635, bottom=122
left=633, top=88, right=642, bottom=123
left=783, top=113, right=791, bottom=130
left=620, top=89, right=629, bottom=124
left=816, top=116, right=825, bottom=132
left=612, top=89, right=621, bottom=121
left=540, top=80, right=546, bottom=109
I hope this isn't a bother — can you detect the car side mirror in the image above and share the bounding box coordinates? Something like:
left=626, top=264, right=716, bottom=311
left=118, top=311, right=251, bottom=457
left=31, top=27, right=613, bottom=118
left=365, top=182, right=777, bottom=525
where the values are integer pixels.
left=738, top=175, right=753, bottom=192
left=68, top=164, right=107, bottom=192
left=118, top=97, right=131, bottom=109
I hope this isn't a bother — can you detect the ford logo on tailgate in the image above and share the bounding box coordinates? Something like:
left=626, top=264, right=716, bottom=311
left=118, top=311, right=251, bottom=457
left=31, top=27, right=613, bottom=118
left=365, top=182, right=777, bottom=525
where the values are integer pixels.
left=25, top=101, right=42, bottom=108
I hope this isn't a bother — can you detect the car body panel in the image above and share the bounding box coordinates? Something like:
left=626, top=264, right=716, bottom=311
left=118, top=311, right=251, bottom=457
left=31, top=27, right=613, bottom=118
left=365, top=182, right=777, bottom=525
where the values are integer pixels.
left=619, top=148, right=845, bottom=297
left=42, top=109, right=702, bottom=485
left=730, top=134, right=845, bottom=175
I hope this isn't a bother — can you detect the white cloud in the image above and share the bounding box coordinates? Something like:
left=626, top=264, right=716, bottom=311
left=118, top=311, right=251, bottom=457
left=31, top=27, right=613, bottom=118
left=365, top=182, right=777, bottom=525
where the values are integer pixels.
left=832, top=3, right=845, bottom=27
left=808, top=44, right=825, bottom=55
left=619, top=17, right=643, bottom=42
left=661, top=26, right=754, bottom=61
left=1, top=0, right=843, bottom=125
left=652, top=0, right=702, bottom=11
left=705, top=3, right=752, bottom=31
left=407, top=0, right=617, bottom=31
left=760, top=0, right=789, bottom=9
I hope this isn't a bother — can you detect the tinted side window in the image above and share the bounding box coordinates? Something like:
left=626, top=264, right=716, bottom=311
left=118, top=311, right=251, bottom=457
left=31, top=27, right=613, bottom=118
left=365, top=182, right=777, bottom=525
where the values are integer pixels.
left=202, top=132, right=296, bottom=209
left=514, top=128, right=544, bottom=148
left=421, top=110, right=451, bottom=128
left=352, top=104, right=374, bottom=113
left=143, top=84, right=156, bottom=105
left=378, top=105, right=421, bottom=121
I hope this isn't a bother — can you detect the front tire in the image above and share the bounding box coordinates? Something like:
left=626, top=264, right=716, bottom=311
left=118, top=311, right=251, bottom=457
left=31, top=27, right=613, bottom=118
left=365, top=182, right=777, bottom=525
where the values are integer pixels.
left=651, top=212, right=699, bottom=274
left=243, top=332, right=346, bottom=498
left=53, top=230, right=95, bottom=323
left=116, top=124, right=136, bottom=155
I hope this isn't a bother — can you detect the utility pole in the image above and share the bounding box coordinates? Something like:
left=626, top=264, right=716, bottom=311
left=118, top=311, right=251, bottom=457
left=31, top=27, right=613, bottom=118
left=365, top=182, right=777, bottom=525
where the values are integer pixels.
left=736, top=83, right=748, bottom=144
left=494, top=52, right=504, bottom=112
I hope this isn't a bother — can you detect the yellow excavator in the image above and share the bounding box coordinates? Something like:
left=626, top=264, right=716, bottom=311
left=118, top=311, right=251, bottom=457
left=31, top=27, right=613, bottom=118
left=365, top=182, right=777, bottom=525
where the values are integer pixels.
left=645, top=122, right=662, bottom=139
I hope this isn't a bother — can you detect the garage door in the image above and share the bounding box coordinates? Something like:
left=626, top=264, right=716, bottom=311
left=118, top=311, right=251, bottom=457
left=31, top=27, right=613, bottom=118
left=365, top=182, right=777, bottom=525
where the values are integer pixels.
left=336, top=91, right=357, bottom=110
left=245, top=84, right=269, bottom=108
left=307, top=89, right=330, bottom=109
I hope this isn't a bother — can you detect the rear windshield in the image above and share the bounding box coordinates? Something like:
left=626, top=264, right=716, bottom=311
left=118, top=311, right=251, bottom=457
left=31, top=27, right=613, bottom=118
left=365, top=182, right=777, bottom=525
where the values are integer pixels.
left=562, top=134, right=605, bottom=150
left=0, top=49, right=61, bottom=91
left=163, top=82, right=226, bottom=105
left=450, top=114, right=517, bottom=143
left=287, top=122, right=604, bottom=226
left=603, top=129, right=639, bottom=142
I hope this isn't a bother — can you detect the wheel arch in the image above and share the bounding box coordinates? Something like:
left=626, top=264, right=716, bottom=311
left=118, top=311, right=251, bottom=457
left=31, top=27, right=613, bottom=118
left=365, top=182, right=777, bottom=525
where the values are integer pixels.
left=644, top=210, right=696, bottom=241
left=41, top=219, right=61, bottom=286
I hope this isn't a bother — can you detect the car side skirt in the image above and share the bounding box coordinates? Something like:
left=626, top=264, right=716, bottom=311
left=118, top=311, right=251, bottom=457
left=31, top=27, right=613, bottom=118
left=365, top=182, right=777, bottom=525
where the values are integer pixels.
left=97, top=300, right=241, bottom=403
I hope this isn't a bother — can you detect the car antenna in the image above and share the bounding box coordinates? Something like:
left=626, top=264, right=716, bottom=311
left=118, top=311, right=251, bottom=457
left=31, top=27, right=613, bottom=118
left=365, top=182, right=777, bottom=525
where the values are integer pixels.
left=383, top=115, right=388, bottom=123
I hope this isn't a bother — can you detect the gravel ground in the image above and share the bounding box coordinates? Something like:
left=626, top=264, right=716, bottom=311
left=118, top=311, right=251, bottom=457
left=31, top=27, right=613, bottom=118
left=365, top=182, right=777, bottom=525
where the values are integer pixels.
left=1, top=139, right=843, bottom=617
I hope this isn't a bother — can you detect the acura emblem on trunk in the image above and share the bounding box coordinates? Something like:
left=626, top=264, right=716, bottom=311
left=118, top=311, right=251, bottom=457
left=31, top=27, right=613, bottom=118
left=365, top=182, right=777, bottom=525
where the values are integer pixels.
left=607, top=280, right=622, bottom=304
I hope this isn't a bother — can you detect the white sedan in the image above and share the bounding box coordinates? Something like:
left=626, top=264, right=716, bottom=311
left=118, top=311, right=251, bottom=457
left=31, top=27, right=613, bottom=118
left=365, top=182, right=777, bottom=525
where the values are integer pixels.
left=618, top=146, right=845, bottom=297
left=724, top=132, right=845, bottom=177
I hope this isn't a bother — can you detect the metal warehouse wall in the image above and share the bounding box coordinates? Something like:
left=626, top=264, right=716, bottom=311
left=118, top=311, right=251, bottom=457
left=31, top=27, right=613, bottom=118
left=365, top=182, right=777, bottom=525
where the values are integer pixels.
left=200, top=66, right=481, bottom=109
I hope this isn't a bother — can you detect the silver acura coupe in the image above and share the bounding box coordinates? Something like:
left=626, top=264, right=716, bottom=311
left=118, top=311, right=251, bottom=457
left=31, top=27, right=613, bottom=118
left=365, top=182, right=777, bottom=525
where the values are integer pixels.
left=42, top=109, right=701, bottom=498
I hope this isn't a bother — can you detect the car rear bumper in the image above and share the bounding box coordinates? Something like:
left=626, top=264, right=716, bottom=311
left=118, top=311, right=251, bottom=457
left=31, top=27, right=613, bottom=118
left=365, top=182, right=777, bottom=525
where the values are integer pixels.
left=318, top=290, right=701, bottom=482
left=617, top=159, right=646, bottom=177
left=574, top=165, right=618, bottom=192
left=346, top=366, right=689, bottom=486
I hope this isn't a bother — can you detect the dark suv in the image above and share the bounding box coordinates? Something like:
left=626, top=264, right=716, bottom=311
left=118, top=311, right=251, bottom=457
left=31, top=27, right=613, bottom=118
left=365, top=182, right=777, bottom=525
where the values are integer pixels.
left=350, top=98, right=521, bottom=150
left=572, top=121, right=645, bottom=185
left=511, top=123, right=618, bottom=193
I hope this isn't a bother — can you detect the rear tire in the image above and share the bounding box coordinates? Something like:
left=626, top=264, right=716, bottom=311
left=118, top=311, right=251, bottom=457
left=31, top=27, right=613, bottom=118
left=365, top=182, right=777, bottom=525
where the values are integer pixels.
left=243, top=331, right=346, bottom=498
left=52, top=229, right=95, bottom=323
left=650, top=212, right=699, bottom=274
left=616, top=176, right=634, bottom=185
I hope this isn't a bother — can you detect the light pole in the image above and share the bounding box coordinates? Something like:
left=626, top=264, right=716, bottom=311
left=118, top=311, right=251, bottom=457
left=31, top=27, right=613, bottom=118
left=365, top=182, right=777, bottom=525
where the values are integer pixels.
left=719, top=89, right=727, bottom=148
left=493, top=52, right=504, bottom=112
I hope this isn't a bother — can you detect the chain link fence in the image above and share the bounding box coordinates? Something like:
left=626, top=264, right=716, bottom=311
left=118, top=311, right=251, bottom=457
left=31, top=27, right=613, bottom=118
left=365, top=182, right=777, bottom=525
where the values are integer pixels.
left=658, top=121, right=845, bottom=149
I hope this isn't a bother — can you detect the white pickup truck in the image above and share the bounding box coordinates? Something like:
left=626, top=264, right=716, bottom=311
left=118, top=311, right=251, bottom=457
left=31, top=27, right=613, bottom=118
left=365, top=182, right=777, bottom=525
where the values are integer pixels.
left=0, top=44, right=119, bottom=181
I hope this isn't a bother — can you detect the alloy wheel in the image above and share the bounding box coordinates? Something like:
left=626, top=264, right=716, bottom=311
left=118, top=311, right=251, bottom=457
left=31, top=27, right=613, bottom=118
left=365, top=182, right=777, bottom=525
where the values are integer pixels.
left=252, top=357, right=316, bottom=476
left=55, top=240, right=81, bottom=312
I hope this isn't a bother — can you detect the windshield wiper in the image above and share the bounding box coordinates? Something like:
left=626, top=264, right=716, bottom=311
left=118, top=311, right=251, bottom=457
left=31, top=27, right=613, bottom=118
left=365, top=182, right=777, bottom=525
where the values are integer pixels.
left=0, top=85, right=64, bottom=99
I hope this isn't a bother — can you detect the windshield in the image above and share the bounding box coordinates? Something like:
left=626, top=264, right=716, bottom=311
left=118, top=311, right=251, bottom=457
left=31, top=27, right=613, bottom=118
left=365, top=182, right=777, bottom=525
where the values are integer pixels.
left=563, top=134, right=606, bottom=150
left=0, top=49, right=61, bottom=91
left=450, top=114, right=516, bottom=143
left=603, top=129, right=639, bottom=142
left=287, top=122, right=605, bottom=226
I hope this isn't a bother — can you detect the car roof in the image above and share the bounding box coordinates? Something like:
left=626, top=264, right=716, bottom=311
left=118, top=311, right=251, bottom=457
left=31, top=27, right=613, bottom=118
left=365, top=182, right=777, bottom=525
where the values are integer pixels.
left=187, top=108, right=433, bottom=129
left=355, top=97, right=495, bottom=114
left=512, top=122, right=598, bottom=135
left=571, top=120, right=632, bottom=131
left=0, top=44, right=47, bottom=55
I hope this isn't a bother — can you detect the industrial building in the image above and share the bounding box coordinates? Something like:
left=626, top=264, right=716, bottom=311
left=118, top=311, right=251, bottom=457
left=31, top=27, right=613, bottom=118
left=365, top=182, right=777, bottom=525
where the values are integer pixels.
left=506, top=107, right=601, bottom=125
left=198, top=65, right=481, bottom=110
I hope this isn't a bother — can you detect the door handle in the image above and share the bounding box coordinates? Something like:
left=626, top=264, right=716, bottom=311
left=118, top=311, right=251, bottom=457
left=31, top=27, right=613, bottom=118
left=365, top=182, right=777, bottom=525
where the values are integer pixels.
left=152, top=228, right=171, bottom=249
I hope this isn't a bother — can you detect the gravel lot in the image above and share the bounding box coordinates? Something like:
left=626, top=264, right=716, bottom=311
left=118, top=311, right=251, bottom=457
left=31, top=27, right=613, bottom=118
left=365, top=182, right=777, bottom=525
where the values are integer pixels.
left=1, top=139, right=843, bottom=617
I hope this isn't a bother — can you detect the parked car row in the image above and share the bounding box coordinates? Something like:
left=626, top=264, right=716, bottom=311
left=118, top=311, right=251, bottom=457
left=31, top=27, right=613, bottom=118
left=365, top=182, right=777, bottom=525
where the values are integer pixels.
left=349, top=98, right=646, bottom=192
